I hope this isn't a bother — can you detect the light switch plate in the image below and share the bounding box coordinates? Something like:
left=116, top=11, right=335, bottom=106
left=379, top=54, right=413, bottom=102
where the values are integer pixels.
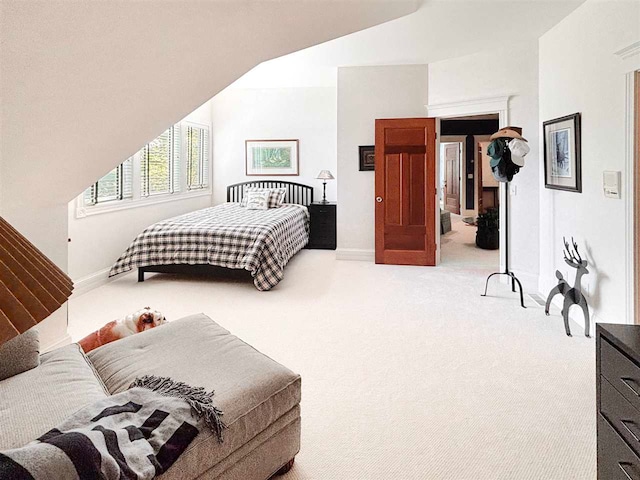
left=603, top=171, right=621, bottom=199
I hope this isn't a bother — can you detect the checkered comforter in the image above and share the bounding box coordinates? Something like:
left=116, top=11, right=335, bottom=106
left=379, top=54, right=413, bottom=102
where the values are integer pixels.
left=109, top=203, right=309, bottom=291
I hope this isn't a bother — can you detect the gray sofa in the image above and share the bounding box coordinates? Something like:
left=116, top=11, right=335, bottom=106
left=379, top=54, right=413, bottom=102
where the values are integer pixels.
left=0, top=313, right=301, bottom=479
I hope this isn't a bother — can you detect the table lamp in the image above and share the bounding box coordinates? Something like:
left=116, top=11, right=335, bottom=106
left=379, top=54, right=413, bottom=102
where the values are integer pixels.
left=316, top=170, right=334, bottom=204
left=0, top=217, right=74, bottom=346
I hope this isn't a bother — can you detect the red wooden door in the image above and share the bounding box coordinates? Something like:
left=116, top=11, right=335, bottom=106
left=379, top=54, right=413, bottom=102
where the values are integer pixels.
left=374, top=118, right=436, bottom=266
left=444, top=143, right=461, bottom=214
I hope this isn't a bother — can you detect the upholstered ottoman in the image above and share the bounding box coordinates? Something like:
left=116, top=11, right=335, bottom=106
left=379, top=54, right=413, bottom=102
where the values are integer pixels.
left=0, top=343, right=109, bottom=451
left=87, top=313, right=301, bottom=480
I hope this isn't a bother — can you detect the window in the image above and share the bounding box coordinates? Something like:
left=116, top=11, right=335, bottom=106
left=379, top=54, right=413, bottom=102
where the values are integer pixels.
left=83, top=158, right=133, bottom=205
left=141, top=125, right=181, bottom=197
left=79, top=120, right=210, bottom=216
left=185, top=123, right=210, bottom=190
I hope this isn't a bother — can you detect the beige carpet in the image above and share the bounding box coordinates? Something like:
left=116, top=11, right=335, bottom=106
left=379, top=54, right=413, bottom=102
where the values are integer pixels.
left=441, top=213, right=499, bottom=268
left=69, top=225, right=596, bottom=480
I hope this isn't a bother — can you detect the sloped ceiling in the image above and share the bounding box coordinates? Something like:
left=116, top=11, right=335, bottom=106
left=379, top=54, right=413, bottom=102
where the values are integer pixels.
left=235, top=0, right=585, bottom=88
left=0, top=0, right=420, bottom=216
left=278, top=0, right=586, bottom=66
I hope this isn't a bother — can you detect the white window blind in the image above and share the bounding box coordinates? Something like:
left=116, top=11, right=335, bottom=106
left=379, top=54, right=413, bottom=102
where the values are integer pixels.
left=83, top=158, right=133, bottom=205
left=186, top=124, right=210, bottom=190
left=80, top=120, right=210, bottom=214
left=141, top=125, right=181, bottom=197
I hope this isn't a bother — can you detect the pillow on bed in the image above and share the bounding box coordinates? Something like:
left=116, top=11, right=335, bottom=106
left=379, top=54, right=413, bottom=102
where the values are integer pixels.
left=241, top=187, right=286, bottom=208
left=245, top=190, right=270, bottom=210
left=240, top=187, right=268, bottom=207
left=269, top=188, right=286, bottom=208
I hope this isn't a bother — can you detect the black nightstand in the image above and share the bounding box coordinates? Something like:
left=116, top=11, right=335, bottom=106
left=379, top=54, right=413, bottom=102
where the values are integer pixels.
left=307, top=202, right=336, bottom=250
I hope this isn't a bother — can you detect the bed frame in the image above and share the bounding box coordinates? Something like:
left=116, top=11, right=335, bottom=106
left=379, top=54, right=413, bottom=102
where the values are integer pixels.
left=226, top=180, right=314, bottom=206
left=138, top=180, right=314, bottom=282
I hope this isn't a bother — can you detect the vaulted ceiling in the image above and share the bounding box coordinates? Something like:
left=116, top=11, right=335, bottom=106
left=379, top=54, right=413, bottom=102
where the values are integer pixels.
left=235, top=0, right=585, bottom=88
left=0, top=0, right=419, bottom=256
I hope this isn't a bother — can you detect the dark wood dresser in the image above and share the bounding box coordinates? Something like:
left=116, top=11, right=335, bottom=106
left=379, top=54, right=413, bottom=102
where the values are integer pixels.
left=307, top=202, right=336, bottom=250
left=597, top=324, right=640, bottom=479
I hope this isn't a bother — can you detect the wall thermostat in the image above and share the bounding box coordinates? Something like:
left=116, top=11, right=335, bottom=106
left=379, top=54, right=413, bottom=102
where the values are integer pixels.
left=603, top=171, right=621, bottom=199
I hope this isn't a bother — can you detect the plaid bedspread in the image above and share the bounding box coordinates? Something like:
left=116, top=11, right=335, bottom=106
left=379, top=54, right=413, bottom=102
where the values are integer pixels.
left=109, top=203, right=309, bottom=290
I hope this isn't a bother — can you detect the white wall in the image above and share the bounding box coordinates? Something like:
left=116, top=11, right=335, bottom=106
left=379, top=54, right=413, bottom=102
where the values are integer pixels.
left=211, top=86, right=337, bottom=205
left=538, top=0, right=640, bottom=325
left=336, top=65, right=428, bottom=257
left=428, top=42, right=541, bottom=288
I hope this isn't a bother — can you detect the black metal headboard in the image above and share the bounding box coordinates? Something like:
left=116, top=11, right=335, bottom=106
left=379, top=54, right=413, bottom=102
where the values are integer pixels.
left=226, top=180, right=314, bottom=206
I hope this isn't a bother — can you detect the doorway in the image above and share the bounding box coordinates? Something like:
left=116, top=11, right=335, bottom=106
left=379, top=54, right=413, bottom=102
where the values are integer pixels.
left=439, top=115, right=500, bottom=268
left=440, top=141, right=462, bottom=214
left=374, top=117, right=437, bottom=266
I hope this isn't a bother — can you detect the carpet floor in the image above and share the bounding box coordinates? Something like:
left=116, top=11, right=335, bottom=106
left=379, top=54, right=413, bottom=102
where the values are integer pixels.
left=441, top=214, right=499, bottom=268
left=69, top=219, right=595, bottom=479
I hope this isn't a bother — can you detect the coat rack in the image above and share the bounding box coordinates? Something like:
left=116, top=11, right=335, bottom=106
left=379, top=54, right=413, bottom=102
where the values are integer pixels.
left=480, top=126, right=529, bottom=308
left=481, top=182, right=526, bottom=308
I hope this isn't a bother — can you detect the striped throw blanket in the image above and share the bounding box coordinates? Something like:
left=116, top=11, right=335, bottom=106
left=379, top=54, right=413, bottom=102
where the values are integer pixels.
left=0, top=376, right=225, bottom=480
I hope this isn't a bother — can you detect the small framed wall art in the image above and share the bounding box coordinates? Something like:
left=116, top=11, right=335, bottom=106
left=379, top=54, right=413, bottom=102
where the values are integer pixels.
left=359, top=145, right=375, bottom=171
left=543, top=113, right=582, bottom=192
left=245, top=139, right=299, bottom=176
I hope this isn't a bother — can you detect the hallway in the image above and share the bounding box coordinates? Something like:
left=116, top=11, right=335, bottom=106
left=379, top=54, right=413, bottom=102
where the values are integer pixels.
left=440, top=213, right=499, bottom=269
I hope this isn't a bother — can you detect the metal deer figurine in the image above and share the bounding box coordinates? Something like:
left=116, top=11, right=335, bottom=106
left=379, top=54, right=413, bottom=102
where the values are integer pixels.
left=545, top=237, right=591, bottom=337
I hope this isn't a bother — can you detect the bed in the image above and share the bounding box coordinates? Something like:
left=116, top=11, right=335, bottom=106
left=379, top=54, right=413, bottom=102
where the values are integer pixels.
left=109, top=181, right=313, bottom=291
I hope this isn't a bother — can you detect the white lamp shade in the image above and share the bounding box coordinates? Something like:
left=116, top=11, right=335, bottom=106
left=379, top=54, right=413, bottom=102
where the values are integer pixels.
left=316, top=170, right=335, bottom=180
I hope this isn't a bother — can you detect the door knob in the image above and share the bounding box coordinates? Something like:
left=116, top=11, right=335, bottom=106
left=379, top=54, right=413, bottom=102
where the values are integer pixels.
left=376, top=196, right=383, bottom=203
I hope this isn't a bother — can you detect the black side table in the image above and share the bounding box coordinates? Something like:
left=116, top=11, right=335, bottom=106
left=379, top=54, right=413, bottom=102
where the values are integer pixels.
left=307, top=202, right=336, bottom=250
left=596, top=324, right=640, bottom=479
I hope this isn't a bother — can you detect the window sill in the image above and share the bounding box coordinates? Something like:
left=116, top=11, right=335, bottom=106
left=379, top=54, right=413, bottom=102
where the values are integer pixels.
left=75, top=189, right=212, bottom=219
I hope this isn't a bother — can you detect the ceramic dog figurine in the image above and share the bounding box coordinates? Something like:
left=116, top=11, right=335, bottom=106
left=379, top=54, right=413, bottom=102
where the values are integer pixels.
left=79, top=307, right=166, bottom=353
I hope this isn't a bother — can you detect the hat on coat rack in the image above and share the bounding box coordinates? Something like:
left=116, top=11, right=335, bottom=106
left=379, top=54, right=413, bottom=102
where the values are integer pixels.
left=486, top=138, right=506, bottom=167
left=508, top=138, right=530, bottom=167
left=486, top=125, right=529, bottom=183
left=490, top=126, right=527, bottom=142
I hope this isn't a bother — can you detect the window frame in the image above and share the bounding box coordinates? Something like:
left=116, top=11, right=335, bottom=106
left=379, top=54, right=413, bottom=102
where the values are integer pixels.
left=140, top=124, right=181, bottom=198
left=184, top=121, right=211, bottom=192
left=76, top=121, right=212, bottom=219
left=84, top=160, right=132, bottom=206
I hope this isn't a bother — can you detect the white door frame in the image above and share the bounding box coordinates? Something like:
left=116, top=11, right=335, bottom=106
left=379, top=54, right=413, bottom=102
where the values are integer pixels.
left=615, top=41, right=640, bottom=324
left=475, top=134, right=495, bottom=212
left=440, top=137, right=466, bottom=214
left=426, top=96, right=509, bottom=269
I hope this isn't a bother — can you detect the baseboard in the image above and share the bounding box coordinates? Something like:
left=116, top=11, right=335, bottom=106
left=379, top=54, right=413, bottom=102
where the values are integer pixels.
left=548, top=295, right=608, bottom=336
left=539, top=272, right=621, bottom=335
left=41, top=333, right=73, bottom=353
left=509, top=270, right=539, bottom=293
left=71, top=267, right=113, bottom=298
left=335, top=248, right=375, bottom=261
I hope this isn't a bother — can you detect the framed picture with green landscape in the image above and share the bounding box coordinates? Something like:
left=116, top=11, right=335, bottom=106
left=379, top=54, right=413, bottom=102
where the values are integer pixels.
left=245, top=139, right=299, bottom=176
